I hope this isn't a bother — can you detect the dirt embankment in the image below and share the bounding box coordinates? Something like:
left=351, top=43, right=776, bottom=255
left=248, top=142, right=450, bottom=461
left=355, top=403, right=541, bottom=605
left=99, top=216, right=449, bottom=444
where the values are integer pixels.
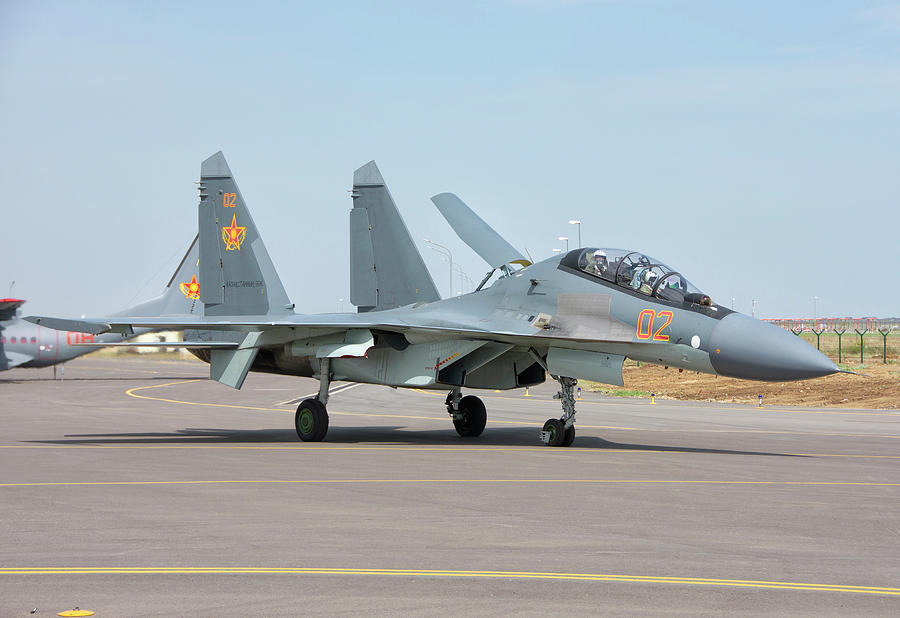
left=589, top=362, right=900, bottom=409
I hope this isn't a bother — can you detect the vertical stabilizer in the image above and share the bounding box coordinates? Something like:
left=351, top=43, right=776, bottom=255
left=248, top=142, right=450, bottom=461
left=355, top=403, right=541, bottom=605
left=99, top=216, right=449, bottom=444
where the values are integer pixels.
left=115, top=235, right=203, bottom=317
left=197, top=152, right=293, bottom=317
left=350, top=161, right=440, bottom=311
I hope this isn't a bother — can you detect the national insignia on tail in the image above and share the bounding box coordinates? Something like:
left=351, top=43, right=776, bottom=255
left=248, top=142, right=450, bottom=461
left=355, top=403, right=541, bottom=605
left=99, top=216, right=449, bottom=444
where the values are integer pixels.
left=222, top=214, right=246, bottom=251
left=180, top=274, right=200, bottom=300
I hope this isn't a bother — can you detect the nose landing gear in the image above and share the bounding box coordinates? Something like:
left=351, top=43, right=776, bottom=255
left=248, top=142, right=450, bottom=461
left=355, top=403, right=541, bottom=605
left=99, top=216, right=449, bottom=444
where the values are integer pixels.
left=541, top=376, right=577, bottom=447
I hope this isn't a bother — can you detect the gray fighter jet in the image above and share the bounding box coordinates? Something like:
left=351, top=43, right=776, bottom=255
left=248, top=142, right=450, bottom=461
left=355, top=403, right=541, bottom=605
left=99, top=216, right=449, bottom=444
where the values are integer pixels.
left=28, top=153, right=838, bottom=446
left=3, top=238, right=202, bottom=370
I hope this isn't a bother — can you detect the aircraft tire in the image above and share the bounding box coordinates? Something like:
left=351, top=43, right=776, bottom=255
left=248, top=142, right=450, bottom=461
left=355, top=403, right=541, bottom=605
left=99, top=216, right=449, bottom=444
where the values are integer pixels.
left=542, top=418, right=566, bottom=446
left=453, top=395, right=487, bottom=437
left=562, top=425, right=575, bottom=447
left=295, top=398, right=329, bottom=442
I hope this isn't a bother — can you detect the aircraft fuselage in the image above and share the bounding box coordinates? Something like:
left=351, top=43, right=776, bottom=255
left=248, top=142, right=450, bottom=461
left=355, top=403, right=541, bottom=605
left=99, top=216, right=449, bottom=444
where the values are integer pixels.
left=187, top=251, right=832, bottom=390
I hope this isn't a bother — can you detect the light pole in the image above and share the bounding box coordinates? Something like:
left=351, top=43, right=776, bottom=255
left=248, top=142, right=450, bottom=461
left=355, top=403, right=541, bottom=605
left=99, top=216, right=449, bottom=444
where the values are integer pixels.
left=568, top=220, right=581, bottom=248
left=339, top=298, right=344, bottom=312
left=813, top=296, right=818, bottom=320
left=424, top=238, right=453, bottom=297
left=557, top=236, right=569, bottom=252
left=449, top=262, right=473, bottom=294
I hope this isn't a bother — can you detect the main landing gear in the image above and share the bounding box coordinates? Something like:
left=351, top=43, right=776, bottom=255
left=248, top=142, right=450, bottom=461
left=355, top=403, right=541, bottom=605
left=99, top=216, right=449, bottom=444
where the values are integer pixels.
left=295, top=359, right=331, bottom=442
left=541, top=377, right=577, bottom=447
left=446, top=388, right=487, bottom=437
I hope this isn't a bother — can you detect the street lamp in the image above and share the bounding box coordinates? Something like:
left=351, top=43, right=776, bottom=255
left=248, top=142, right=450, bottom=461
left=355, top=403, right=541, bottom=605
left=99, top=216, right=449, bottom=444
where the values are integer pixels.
left=557, top=236, right=569, bottom=252
left=437, top=256, right=473, bottom=294
left=814, top=296, right=818, bottom=320
left=568, top=220, right=581, bottom=248
left=449, top=262, right=473, bottom=294
left=424, top=238, right=453, bottom=297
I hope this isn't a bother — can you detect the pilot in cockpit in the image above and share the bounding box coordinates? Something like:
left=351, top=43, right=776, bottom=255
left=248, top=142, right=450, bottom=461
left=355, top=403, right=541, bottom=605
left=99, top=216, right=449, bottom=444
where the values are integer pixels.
left=585, top=250, right=608, bottom=276
left=640, top=269, right=658, bottom=294
left=631, top=267, right=658, bottom=294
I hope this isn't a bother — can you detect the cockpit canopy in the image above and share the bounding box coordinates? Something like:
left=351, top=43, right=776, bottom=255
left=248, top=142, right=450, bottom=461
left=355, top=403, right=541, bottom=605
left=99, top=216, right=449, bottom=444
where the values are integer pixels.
left=567, top=248, right=711, bottom=306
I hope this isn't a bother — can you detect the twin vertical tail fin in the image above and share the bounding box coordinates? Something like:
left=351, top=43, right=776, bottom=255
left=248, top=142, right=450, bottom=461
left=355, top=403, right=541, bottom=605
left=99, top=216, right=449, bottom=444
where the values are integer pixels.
left=350, top=161, right=440, bottom=311
left=197, top=152, right=293, bottom=317
left=115, top=235, right=202, bottom=317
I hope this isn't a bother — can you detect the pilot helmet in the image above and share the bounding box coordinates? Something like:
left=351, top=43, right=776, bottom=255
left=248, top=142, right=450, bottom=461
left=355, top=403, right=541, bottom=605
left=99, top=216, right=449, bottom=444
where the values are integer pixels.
left=592, top=250, right=607, bottom=264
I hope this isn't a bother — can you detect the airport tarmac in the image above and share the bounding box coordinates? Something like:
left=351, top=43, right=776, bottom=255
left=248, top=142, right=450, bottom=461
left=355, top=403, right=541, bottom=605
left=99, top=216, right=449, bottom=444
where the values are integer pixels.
left=1, top=356, right=899, bottom=616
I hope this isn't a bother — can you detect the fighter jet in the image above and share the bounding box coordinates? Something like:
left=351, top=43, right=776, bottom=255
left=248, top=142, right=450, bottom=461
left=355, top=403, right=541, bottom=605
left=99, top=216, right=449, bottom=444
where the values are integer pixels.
left=3, top=237, right=202, bottom=370
left=27, top=152, right=839, bottom=446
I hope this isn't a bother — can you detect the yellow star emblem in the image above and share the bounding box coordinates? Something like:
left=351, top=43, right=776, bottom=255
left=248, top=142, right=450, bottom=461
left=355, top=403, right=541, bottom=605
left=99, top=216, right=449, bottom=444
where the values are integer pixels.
left=222, top=214, right=246, bottom=251
left=180, top=274, right=200, bottom=300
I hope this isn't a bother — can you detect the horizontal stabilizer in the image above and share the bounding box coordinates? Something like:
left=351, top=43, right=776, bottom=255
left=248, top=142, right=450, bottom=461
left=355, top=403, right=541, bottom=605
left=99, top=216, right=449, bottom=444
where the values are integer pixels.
left=431, top=193, right=530, bottom=269
left=24, top=316, right=111, bottom=334
left=210, top=331, right=263, bottom=389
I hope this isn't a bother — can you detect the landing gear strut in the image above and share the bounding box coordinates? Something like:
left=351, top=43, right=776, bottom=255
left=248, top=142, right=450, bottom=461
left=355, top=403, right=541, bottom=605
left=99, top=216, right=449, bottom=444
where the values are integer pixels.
left=447, top=388, right=487, bottom=437
left=295, top=358, right=332, bottom=442
left=541, top=376, right=577, bottom=447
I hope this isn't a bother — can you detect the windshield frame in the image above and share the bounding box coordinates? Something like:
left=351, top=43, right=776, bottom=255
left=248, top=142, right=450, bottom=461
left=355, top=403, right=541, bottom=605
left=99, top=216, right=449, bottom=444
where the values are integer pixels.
left=558, top=247, right=717, bottom=312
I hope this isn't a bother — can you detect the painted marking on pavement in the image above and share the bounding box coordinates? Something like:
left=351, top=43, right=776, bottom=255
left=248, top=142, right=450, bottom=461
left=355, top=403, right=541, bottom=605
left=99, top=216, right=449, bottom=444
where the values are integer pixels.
left=2, top=479, right=898, bottom=488
left=412, top=386, right=900, bottom=417
left=1, top=445, right=899, bottom=459
left=124, top=382, right=900, bottom=438
left=124, top=381, right=636, bottom=429
left=278, top=382, right=363, bottom=406
left=0, top=567, right=898, bottom=596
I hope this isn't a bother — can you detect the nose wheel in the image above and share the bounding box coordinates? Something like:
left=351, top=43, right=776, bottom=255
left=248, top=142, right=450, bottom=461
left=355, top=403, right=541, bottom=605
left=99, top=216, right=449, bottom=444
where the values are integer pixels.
left=541, top=377, right=577, bottom=447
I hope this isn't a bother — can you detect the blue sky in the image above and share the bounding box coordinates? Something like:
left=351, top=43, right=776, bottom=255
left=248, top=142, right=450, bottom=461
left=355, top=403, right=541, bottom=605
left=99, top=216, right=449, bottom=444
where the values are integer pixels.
left=1, top=1, right=898, bottom=319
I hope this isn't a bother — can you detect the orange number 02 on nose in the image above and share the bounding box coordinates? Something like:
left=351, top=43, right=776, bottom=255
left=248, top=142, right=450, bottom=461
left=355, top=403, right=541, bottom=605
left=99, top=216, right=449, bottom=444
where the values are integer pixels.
left=636, top=309, right=674, bottom=341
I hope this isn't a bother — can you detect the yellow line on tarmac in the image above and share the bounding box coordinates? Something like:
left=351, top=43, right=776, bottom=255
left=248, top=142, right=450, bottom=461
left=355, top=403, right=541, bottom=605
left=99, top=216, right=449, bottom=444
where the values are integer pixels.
left=413, top=386, right=900, bottom=417
left=124, top=382, right=900, bottom=438
left=124, top=381, right=636, bottom=429
left=126, top=380, right=279, bottom=413
left=0, top=567, right=897, bottom=596
left=2, top=445, right=900, bottom=459
left=1, top=479, right=898, bottom=488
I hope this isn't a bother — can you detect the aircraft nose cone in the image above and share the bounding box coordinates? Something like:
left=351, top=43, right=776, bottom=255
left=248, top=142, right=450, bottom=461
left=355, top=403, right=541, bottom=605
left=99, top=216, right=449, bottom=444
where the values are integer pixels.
left=709, top=313, right=838, bottom=381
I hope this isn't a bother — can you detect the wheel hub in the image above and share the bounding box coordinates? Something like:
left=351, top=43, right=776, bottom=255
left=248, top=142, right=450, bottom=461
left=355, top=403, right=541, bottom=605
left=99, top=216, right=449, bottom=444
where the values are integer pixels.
left=299, top=410, right=314, bottom=434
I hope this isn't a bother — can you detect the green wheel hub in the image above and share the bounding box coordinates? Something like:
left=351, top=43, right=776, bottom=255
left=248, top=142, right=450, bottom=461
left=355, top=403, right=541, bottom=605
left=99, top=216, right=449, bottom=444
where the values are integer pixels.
left=298, top=409, right=315, bottom=435
left=295, top=399, right=328, bottom=442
